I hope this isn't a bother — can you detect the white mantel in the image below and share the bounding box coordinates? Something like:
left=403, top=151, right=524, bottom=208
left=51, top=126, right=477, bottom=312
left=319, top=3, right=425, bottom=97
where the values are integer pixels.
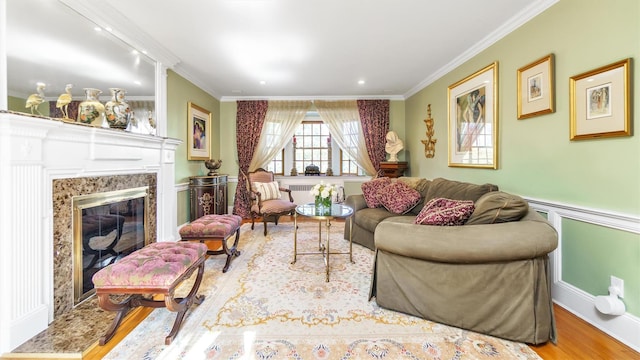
left=0, top=111, right=181, bottom=353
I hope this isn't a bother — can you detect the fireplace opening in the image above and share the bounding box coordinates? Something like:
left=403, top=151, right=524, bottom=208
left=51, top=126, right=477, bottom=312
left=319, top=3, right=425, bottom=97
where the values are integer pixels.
left=72, top=187, right=150, bottom=305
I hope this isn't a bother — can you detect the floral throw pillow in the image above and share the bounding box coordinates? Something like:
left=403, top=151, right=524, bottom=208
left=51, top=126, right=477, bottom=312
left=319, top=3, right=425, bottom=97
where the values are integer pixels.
left=361, top=177, right=391, bottom=208
left=376, top=181, right=421, bottom=214
left=414, top=197, right=475, bottom=226
left=254, top=181, right=281, bottom=201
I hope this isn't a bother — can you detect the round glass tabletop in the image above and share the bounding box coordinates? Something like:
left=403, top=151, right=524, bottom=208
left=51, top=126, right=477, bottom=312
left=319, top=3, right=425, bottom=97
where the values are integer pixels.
left=295, top=203, right=353, bottom=219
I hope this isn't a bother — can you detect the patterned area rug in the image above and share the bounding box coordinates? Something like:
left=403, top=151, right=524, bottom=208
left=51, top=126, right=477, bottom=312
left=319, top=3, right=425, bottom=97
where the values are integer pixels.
left=104, top=222, right=541, bottom=359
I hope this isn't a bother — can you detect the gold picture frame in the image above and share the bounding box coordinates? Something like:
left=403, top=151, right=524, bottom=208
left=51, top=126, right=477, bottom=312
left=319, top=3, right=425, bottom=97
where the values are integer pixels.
left=517, top=54, right=555, bottom=119
left=570, top=58, right=631, bottom=140
left=448, top=62, right=498, bottom=169
left=187, top=101, right=211, bottom=160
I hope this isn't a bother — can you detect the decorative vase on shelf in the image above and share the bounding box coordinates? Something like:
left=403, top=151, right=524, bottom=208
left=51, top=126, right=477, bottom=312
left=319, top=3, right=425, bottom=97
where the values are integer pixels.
left=104, top=88, right=131, bottom=129
left=77, top=88, right=105, bottom=125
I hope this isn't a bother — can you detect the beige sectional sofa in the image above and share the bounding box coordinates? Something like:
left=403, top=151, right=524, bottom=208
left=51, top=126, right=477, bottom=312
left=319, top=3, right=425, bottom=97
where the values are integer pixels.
left=344, top=177, right=558, bottom=344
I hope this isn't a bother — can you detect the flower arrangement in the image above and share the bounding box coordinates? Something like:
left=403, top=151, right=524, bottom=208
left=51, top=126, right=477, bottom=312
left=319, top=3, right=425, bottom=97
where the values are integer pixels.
left=310, top=181, right=336, bottom=209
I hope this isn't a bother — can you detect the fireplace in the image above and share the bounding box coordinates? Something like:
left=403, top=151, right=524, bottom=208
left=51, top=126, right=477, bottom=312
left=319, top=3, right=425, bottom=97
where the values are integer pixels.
left=52, top=174, right=157, bottom=316
left=72, top=186, right=151, bottom=304
left=1, top=109, right=181, bottom=353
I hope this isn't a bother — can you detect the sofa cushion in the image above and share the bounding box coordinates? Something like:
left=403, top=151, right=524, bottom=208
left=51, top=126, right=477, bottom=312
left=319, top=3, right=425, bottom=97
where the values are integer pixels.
left=376, top=181, right=421, bottom=214
left=399, top=178, right=432, bottom=215
left=355, top=207, right=399, bottom=233
left=361, top=177, right=391, bottom=208
left=414, top=198, right=475, bottom=226
left=253, top=181, right=281, bottom=201
left=424, top=178, right=498, bottom=203
left=466, top=191, right=529, bottom=225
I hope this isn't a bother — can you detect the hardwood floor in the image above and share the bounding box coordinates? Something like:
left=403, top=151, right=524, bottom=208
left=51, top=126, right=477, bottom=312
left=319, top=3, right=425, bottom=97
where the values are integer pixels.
left=531, top=305, right=639, bottom=359
left=83, top=217, right=639, bottom=359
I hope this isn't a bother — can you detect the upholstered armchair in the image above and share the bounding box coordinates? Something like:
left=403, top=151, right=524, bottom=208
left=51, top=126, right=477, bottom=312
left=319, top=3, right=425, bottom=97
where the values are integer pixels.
left=247, top=168, right=296, bottom=235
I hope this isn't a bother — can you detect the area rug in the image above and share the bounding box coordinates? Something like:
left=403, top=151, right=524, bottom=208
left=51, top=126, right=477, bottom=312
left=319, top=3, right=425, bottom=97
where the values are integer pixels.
left=104, top=222, right=541, bottom=360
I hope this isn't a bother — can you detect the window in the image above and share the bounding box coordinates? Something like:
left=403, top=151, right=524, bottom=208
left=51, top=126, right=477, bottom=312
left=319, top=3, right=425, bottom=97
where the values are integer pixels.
left=266, top=149, right=284, bottom=175
left=340, top=151, right=362, bottom=176
left=293, top=121, right=330, bottom=174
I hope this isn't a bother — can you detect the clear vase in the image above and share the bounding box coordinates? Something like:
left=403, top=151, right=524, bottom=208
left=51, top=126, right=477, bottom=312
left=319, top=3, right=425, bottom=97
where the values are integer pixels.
left=315, top=196, right=332, bottom=215
left=104, top=88, right=131, bottom=129
left=77, top=88, right=105, bottom=125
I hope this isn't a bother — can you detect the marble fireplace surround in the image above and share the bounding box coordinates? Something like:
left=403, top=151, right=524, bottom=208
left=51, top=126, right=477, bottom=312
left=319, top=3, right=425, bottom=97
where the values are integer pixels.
left=53, top=174, right=157, bottom=317
left=0, top=111, right=181, bottom=353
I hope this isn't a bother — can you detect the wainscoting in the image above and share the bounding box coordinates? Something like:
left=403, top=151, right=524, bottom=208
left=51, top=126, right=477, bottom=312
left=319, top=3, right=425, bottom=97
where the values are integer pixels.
left=528, top=198, right=640, bottom=352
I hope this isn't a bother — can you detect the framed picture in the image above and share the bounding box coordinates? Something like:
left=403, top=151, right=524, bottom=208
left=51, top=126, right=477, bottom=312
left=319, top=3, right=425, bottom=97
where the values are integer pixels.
left=448, top=62, right=498, bottom=169
left=570, top=58, right=631, bottom=140
left=517, top=54, right=555, bottom=119
left=187, top=101, right=211, bottom=160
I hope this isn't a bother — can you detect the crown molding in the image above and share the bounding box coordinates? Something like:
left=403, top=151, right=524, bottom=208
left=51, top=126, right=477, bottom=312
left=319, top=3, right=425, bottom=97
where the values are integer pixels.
left=171, top=63, right=222, bottom=100
left=59, top=0, right=181, bottom=68
left=403, top=0, right=559, bottom=99
left=219, top=94, right=405, bottom=102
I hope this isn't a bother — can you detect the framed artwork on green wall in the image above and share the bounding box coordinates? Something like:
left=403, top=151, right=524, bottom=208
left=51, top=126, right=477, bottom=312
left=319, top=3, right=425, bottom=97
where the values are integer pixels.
left=187, top=101, right=212, bottom=160
left=569, top=58, right=631, bottom=141
left=447, top=62, right=499, bottom=169
left=517, top=54, right=555, bottom=119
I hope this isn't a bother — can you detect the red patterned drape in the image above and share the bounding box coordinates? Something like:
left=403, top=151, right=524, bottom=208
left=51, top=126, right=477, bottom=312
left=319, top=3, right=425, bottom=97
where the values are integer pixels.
left=233, top=100, right=268, bottom=218
left=357, top=100, right=389, bottom=177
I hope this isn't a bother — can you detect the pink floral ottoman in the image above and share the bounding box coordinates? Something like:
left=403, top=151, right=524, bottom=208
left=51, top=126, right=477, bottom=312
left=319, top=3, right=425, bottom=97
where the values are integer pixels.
left=179, top=214, right=242, bottom=272
left=92, top=241, right=207, bottom=345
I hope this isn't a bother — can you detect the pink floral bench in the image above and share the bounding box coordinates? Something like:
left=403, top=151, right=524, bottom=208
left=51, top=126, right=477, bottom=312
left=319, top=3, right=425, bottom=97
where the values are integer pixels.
left=179, top=214, right=242, bottom=272
left=92, top=241, right=207, bottom=345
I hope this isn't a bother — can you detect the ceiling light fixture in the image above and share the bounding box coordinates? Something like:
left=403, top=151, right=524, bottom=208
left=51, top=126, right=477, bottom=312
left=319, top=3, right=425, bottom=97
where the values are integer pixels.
left=358, top=80, right=365, bottom=85
left=94, top=27, right=102, bottom=32
left=260, top=80, right=267, bottom=85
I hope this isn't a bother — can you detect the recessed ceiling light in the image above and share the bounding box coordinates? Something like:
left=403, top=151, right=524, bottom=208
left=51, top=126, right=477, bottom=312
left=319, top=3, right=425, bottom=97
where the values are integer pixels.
left=358, top=80, right=365, bottom=85
left=132, top=50, right=139, bottom=55
left=133, top=80, right=142, bottom=85
left=105, top=27, right=113, bottom=32
left=94, top=27, right=102, bottom=32
left=260, top=80, right=267, bottom=85
left=142, top=50, right=148, bottom=55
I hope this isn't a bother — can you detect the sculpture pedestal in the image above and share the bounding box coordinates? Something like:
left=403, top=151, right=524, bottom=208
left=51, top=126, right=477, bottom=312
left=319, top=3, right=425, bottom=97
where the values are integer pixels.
left=380, top=161, right=408, bottom=178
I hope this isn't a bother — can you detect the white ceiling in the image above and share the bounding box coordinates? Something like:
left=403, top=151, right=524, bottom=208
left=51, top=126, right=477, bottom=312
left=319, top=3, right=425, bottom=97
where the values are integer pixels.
left=7, top=0, right=558, bottom=101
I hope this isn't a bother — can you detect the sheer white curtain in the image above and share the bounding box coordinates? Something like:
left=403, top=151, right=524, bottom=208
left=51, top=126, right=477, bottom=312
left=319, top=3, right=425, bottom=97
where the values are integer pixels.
left=249, top=100, right=312, bottom=172
left=314, top=100, right=376, bottom=176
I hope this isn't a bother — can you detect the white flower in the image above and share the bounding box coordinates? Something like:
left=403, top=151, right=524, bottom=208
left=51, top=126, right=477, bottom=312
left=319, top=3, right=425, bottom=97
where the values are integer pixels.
left=310, top=182, right=335, bottom=199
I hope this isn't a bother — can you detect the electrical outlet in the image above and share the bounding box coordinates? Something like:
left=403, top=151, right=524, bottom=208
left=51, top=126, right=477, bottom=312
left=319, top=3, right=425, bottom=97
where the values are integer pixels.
left=611, top=276, right=624, bottom=298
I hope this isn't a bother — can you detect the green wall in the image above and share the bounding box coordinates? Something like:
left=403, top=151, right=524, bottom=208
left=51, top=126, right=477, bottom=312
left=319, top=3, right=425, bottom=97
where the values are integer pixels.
left=8, top=95, right=50, bottom=116
left=405, top=0, right=639, bottom=315
left=167, top=70, right=220, bottom=225
left=167, top=70, right=220, bottom=183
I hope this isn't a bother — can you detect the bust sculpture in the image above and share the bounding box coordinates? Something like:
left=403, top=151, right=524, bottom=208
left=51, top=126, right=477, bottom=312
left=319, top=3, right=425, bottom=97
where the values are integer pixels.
left=385, top=131, right=404, bottom=162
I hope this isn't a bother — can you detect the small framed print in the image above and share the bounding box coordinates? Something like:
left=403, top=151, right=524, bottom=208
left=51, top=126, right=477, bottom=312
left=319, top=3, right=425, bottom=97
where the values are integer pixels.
left=569, top=58, right=631, bottom=140
left=447, top=62, right=498, bottom=169
left=187, top=102, right=211, bottom=160
left=517, top=54, right=555, bottom=119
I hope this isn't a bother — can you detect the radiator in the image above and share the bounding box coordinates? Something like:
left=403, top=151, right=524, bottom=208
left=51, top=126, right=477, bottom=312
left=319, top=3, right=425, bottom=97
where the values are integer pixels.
left=287, top=184, right=315, bottom=204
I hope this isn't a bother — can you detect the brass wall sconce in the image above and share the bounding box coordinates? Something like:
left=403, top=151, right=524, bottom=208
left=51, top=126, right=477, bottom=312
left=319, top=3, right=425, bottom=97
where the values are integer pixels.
left=421, top=104, right=437, bottom=158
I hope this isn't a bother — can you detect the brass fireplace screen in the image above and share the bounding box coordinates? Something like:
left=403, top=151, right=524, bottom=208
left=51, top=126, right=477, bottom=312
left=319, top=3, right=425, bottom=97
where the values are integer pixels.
left=72, top=187, right=150, bottom=305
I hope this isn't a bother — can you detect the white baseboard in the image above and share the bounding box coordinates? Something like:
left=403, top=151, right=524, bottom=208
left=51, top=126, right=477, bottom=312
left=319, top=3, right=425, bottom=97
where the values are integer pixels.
left=553, top=280, right=640, bottom=353
left=5, top=306, right=48, bottom=353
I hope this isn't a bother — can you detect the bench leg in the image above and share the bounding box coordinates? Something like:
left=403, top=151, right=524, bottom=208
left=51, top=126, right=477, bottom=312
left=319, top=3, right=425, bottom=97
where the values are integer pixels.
left=198, top=226, right=242, bottom=273
left=221, top=227, right=241, bottom=273
left=164, top=259, right=206, bottom=345
left=97, top=294, right=138, bottom=346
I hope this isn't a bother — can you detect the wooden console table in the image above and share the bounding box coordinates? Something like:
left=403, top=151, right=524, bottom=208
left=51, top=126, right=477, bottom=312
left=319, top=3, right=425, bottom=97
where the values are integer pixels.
left=380, top=162, right=408, bottom=178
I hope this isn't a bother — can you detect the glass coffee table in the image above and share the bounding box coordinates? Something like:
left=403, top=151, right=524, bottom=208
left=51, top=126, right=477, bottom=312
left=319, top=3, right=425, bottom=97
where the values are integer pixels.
left=293, top=203, right=354, bottom=282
